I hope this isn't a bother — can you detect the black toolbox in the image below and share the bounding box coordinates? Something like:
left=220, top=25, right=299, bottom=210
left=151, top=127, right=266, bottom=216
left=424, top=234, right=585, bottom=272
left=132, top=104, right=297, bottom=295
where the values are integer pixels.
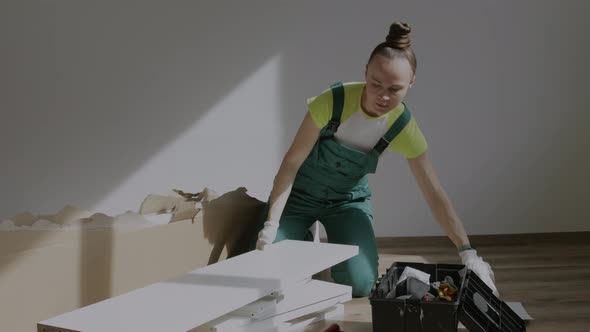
left=369, top=262, right=526, bottom=332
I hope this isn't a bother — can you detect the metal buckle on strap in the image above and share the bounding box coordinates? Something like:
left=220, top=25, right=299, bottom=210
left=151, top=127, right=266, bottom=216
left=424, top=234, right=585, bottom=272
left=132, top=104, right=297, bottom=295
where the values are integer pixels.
left=374, top=137, right=391, bottom=153
left=326, top=120, right=340, bottom=132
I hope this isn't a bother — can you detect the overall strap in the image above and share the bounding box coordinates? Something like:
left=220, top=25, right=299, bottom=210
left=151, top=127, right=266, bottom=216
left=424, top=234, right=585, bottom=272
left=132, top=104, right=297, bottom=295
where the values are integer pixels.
left=325, top=81, right=345, bottom=133
left=372, top=105, right=412, bottom=156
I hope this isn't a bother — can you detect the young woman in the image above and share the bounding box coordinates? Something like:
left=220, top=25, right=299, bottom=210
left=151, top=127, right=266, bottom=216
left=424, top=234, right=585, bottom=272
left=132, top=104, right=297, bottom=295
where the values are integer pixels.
left=255, top=22, right=498, bottom=298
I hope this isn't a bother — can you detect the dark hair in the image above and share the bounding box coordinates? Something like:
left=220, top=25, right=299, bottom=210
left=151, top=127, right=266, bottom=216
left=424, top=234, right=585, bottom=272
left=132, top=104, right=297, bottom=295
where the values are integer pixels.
left=368, top=22, right=417, bottom=74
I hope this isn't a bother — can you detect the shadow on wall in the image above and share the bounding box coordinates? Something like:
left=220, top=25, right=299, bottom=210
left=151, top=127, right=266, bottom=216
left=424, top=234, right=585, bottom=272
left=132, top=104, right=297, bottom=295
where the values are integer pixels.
left=202, top=187, right=266, bottom=263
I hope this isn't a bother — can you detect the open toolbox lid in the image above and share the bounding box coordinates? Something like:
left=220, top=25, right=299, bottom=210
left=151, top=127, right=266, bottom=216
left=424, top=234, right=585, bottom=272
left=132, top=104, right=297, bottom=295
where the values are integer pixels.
left=458, top=269, right=527, bottom=332
left=38, top=240, right=358, bottom=332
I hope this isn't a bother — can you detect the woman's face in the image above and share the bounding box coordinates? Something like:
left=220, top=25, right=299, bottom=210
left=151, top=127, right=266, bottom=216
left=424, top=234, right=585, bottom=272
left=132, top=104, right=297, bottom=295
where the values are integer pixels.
left=362, top=55, right=415, bottom=116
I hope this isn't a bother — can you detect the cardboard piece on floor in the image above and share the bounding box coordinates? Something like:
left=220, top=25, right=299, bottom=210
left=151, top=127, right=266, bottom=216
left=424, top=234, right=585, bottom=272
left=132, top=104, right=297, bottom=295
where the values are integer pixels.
left=139, top=188, right=217, bottom=220
left=38, top=240, right=358, bottom=332
left=138, top=195, right=187, bottom=215
left=170, top=201, right=201, bottom=223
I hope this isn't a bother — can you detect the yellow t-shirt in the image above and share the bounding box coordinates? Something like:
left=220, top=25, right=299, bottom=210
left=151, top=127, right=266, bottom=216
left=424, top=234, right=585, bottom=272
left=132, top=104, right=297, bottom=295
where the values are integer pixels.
left=307, top=82, right=428, bottom=158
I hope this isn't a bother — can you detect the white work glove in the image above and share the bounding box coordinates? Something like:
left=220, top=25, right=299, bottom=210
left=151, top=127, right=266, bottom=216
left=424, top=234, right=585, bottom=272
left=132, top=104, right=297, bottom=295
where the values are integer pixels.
left=459, top=249, right=500, bottom=297
left=256, top=220, right=278, bottom=250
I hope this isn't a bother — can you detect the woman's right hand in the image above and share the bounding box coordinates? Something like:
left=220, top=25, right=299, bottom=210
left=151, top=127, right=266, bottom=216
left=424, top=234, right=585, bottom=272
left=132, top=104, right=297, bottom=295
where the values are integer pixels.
left=257, top=112, right=320, bottom=250
left=256, top=220, right=279, bottom=250
left=257, top=112, right=320, bottom=251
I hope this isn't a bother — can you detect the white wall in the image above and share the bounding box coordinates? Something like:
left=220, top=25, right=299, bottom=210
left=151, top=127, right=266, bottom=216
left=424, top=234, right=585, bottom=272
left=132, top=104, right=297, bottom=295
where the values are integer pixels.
left=1, top=1, right=589, bottom=236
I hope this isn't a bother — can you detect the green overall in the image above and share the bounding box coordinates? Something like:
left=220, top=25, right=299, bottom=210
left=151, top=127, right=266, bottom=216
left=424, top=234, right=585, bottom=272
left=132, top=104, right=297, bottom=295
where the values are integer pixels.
left=255, top=82, right=411, bottom=297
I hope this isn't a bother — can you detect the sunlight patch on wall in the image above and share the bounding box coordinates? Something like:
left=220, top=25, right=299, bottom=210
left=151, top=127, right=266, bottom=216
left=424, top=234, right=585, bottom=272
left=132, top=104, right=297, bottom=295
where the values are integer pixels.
left=93, top=55, right=284, bottom=213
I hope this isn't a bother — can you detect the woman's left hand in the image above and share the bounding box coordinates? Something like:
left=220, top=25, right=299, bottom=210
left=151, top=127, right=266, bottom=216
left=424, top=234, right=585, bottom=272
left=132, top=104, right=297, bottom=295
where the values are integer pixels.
left=459, top=249, right=500, bottom=297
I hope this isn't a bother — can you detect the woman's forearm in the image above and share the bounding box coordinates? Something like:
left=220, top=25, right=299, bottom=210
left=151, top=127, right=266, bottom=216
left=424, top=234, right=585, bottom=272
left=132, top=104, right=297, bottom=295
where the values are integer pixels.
left=265, top=161, right=300, bottom=223
left=428, top=190, right=470, bottom=249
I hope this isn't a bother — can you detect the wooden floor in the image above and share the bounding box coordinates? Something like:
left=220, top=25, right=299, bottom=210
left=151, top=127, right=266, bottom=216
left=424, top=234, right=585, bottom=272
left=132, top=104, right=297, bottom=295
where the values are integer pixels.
left=299, top=232, right=590, bottom=332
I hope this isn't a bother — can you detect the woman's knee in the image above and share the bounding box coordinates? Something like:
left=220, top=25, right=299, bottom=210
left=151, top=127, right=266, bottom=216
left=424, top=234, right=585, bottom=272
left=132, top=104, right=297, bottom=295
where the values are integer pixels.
left=331, top=257, right=378, bottom=297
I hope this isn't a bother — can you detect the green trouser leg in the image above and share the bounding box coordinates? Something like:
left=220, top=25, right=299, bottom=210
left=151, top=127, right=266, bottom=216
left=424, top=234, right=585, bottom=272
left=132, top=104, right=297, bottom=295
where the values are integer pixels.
left=251, top=190, right=378, bottom=298
left=319, top=198, right=379, bottom=297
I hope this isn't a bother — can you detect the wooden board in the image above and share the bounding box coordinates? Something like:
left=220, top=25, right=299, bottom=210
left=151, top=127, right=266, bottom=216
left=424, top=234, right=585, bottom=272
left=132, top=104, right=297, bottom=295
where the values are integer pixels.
left=231, top=277, right=313, bottom=319
left=38, top=240, right=358, bottom=332
left=192, top=305, right=344, bottom=332
left=238, top=302, right=346, bottom=332
left=196, top=280, right=351, bottom=331
left=280, top=304, right=344, bottom=332
left=194, top=294, right=350, bottom=332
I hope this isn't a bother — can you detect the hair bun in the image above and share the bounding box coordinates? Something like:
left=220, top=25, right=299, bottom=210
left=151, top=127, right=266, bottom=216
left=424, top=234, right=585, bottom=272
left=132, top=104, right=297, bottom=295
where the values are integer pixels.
left=385, top=22, right=411, bottom=49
